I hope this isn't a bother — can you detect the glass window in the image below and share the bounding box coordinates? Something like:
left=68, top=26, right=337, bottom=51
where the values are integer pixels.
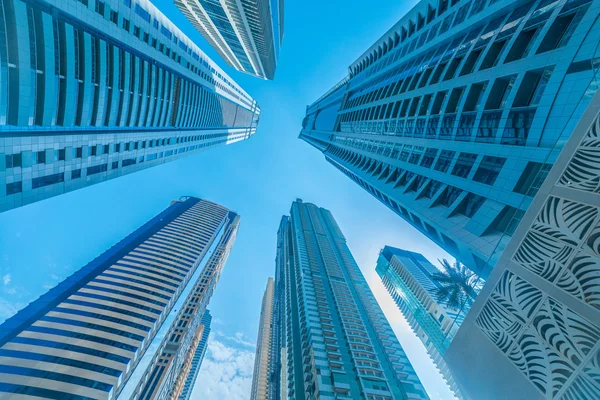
left=513, top=67, right=554, bottom=107
left=422, top=180, right=443, bottom=198
left=36, top=151, right=46, bottom=164
left=32, top=173, right=64, bottom=189
left=480, top=39, right=507, bottom=70
left=456, top=193, right=486, bottom=217
left=87, top=164, right=108, bottom=175
left=513, top=161, right=552, bottom=195
left=11, top=336, right=129, bottom=364
left=536, top=10, right=580, bottom=54
left=5, top=154, right=22, bottom=168
left=489, top=206, right=525, bottom=235
left=438, top=186, right=463, bottom=207
left=485, top=75, right=516, bottom=109
left=434, top=150, right=455, bottom=172
left=6, top=181, right=22, bottom=195
left=0, top=348, right=121, bottom=377
left=0, top=364, right=112, bottom=391
left=473, top=156, right=506, bottom=185
left=505, top=27, right=539, bottom=62
left=420, top=148, right=438, bottom=168
left=134, top=4, right=150, bottom=22
left=452, top=153, right=477, bottom=178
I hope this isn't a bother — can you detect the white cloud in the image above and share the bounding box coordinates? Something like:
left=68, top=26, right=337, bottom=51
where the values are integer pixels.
left=2, top=274, right=10, bottom=286
left=233, top=332, right=256, bottom=348
left=191, top=336, right=255, bottom=400
left=213, top=331, right=256, bottom=348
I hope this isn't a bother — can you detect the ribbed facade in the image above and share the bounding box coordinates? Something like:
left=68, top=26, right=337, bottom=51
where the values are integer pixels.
left=376, top=247, right=465, bottom=399
left=174, top=0, right=284, bottom=80
left=129, top=205, right=239, bottom=400
left=444, top=85, right=600, bottom=399
left=0, top=0, right=260, bottom=213
left=250, top=278, right=275, bottom=400
left=278, top=200, right=428, bottom=400
left=178, top=310, right=212, bottom=400
left=0, top=197, right=239, bottom=400
left=300, top=0, right=600, bottom=280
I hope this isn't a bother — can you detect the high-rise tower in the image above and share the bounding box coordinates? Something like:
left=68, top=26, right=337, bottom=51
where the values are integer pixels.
left=0, top=0, right=260, bottom=213
left=274, top=200, right=429, bottom=399
left=444, top=85, right=600, bottom=399
left=376, top=247, right=465, bottom=398
left=0, top=197, right=239, bottom=399
left=250, top=278, right=275, bottom=400
left=300, top=0, right=600, bottom=280
left=178, top=310, right=212, bottom=400
left=175, top=0, right=284, bottom=80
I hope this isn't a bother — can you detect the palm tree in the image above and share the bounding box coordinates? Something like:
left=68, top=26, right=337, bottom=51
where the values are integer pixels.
left=431, top=259, right=479, bottom=311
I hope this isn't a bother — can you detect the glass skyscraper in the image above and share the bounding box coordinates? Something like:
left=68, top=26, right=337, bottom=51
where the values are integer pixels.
left=274, top=199, right=429, bottom=400
left=376, top=247, right=465, bottom=398
left=444, top=87, right=600, bottom=399
left=0, top=0, right=260, bottom=213
left=250, top=278, right=275, bottom=400
left=300, top=0, right=600, bottom=280
left=0, top=197, right=239, bottom=400
left=178, top=310, right=212, bottom=400
left=175, top=0, right=284, bottom=80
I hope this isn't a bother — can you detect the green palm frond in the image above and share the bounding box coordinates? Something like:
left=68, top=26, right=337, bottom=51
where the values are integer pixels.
left=431, top=258, right=478, bottom=311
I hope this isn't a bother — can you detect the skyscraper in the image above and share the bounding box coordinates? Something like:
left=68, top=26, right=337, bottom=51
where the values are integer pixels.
left=0, top=197, right=239, bottom=400
left=275, top=199, right=429, bottom=399
left=376, top=247, right=465, bottom=398
left=300, top=0, right=600, bottom=280
left=178, top=310, right=212, bottom=400
left=443, top=85, right=600, bottom=399
left=0, top=0, right=260, bottom=213
left=250, top=278, right=275, bottom=400
left=175, top=0, right=284, bottom=80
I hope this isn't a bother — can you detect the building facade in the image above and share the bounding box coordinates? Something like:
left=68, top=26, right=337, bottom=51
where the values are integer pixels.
left=128, top=203, right=239, bottom=400
left=178, top=310, right=212, bottom=400
left=0, top=0, right=260, bottom=213
left=300, top=0, right=600, bottom=280
left=175, top=0, right=284, bottom=80
left=443, top=82, right=600, bottom=399
left=0, top=197, right=239, bottom=400
left=250, top=278, right=275, bottom=400
left=276, top=200, right=429, bottom=400
left=376, top=247, right=465, bottom=398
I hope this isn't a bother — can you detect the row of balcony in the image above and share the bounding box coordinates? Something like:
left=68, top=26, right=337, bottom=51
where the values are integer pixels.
left=340, top=107, right=537, bottom=146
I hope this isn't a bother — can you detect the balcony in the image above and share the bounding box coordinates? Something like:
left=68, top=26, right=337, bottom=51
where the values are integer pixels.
left=426, top=116, right=440, bottom=139
left=439, top=114, right=457, bottom=140
left=477, top=110, right=503, bottom=143
left=456, top=112, right=477, bottom=142
left=501, top=107, right=537, bottom=146
left=395, top=119, right=405, bottom=136
left=414, top=118, right=427, bottom=138
left=404, top=119, right=415, bottom=137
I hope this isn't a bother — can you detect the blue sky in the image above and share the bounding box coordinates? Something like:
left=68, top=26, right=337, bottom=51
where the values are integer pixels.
left=0, top=0, right=458, bottom=398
